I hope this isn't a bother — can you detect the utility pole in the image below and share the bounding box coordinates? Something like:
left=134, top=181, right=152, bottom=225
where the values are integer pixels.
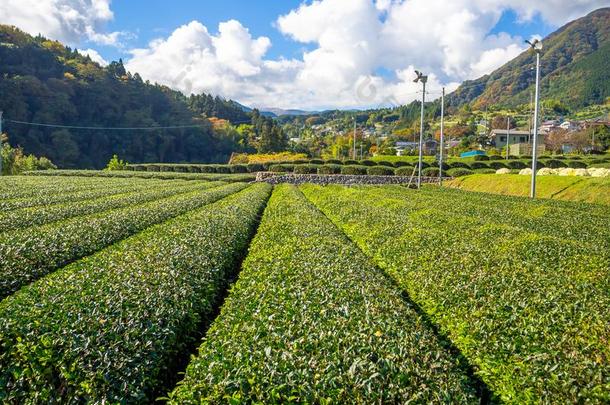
left=526, top=39, right=543, bottom=199
left=360, top=143, right=363, bottom=160
left=528, top=91, right=533, bottom=145
left=353, top=117, right=357, bottom=160
left=439, top=87, right=445, bottom=185
left=414, top=70, right=427, bottom=189
left=0, top=111, right=3, bottom=176
left=506, top=115, right=511, bottom=160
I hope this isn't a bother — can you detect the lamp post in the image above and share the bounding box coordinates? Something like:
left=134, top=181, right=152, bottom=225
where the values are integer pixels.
left=414, top=70, right=427, bottom=189
left=526, top=39, right=542, bottom=198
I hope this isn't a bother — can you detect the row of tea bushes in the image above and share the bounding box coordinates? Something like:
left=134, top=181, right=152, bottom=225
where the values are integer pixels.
left=0, top=182, right=245, bottom=300
left=169, top=185, right=480, bottom=403
left=24, top=170, right=255, bottom=183
left=0, top=178, right=177, bottom=211
left=0, top=180, right=221, bottom=233
left=0, top=184, right=272, bottom=403
left=302, top=185, right=610, bottom=403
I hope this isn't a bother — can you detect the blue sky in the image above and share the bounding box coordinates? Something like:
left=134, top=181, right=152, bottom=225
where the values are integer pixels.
left=1, top=0, right=605, bottom=109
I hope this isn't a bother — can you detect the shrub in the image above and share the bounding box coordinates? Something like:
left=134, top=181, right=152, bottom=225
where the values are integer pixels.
left=507, top=161, right=527, bottom=169
left=213, top=165, right=232, bottom=174
left=422, top=167, right=440, bottom=176
left=449, top=162, right=470, bottom=169
left=292, top=159, right=308, bottom=164
left=525, top=160, right=545, bottom=169
left=341, top=165, right=367, bottom=175
left=395, top=166, right=416, bottom=176
left=367, top=166, right=395, bottom=176
left=447, top=168, right=474, bottom=177
left=309, top=159, right=324, bottom=165
left=246, top=163, right=264, bottom=172
left=473, top=168, right=496, bottom=174
left=376, top=160, right=394, bottom=167
left=294, top=164, right=319, bottom=174
left=568, top=156, right=582, bottom=160
left=488, top=155, right=503, bottom=161
left=539, top=154, right=551, bottom=159
left=567, top=160, right=587, bottom=169
left=469, top=162, right=489, bottom=170
left=473, top=155, right=489, bottom=161
left=199, top=165, right=217, bottom=173
left=343, top=159, right=359, bottom=165
left=325, top=159, right=342, bottom=165
left=433, top=161, right=450, bottom=170
left=146, top=165, right=160, bottom=172
left=544, top=159, right=568, bottom=168
left=554, top=155, right=566, bottom=160
left=489, top=161, right=508, bottom=170
left=105, top=155, right=128, bottom=171
left=358, top=160, right=377, bottom=166
left=268, top=164, right=290, bottom=173
left=317, top=164, right=342, bottom=175
left=393, top=161, right=411, bottom=167
left=230, top=164, right=248, bottom=173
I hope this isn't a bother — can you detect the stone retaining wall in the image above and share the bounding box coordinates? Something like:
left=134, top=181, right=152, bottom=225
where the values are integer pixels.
left=255, top=172, right=451, bottom=186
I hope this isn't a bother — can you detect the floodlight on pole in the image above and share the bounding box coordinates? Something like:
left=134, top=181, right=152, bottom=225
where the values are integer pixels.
left=414, top=70, right=427, bottom=189
left=526, top=39, right=542, bottom=198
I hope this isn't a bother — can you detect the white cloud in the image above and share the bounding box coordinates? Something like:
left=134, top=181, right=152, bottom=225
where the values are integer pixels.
left=0, top=0, right=126, bottom=46
left=122, top=0, right=606, bottom=109
left=78, top=48, right=108, bottom=66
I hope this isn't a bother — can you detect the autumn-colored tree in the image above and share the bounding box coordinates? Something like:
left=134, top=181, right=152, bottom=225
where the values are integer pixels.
left=491, top=115, right=518, bottom=130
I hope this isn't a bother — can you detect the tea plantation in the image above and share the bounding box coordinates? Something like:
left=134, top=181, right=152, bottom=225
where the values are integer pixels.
left=0, top=175, right=608, bottom=403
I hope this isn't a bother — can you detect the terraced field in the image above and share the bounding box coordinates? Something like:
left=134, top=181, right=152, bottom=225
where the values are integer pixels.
left=0, top=175, right=608, bottom=403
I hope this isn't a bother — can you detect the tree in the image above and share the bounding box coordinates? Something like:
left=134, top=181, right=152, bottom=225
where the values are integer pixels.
left=545, top=130, right=568, bottom=153
left=491, top=115, right=518, bottom=130
left=105, top=154, right=127, bottom=171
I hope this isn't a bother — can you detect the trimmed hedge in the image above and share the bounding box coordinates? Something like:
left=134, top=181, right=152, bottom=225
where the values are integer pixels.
left=473, top=168, right=496, bottom=174
left=447, top=168, right=474, bottom=177
left=343, top=159, right=359, bottom=165
left=317, top=164, right=342, bottom=174
left=309, top=159, right=324, bottom=165
left=358, top=160, right=378, bottom=166
left=0, top=182, right=244, bottom=300
left=294, top=164, right=319, bottom=174
left=0, top=184, right=272, bottom=403
left=469, top=162, right=489, bottom=170
left=449, top=162, right=470, bottom=169
left=544, top=159, right=568, bottom=168
left=422, top=167, right=440, bottom=176
left=393, top=161, right=412, bottom=167
left=169, top=185, right=479, bottom=403
left=507, top=160, right=527, bottom=169
left=246, top=163, right=264, bottom=172
left=473, top=155, right=489, bottom=161
left=341, top=165, right=368, bottom=175
left=488, top=155, right=503, bottom=160
left=489, top=161, right=508, bottom=170
left=394, top=166, right=417, bottom=176
left=230, top=164, right=248, bottom=173
left=367, top=166, right=395, bottom=176
left=325, top=159, right=342, bottom=165
left=23, top=170, right=254, bottom=183
left=376, top=160, right=394, bottom=167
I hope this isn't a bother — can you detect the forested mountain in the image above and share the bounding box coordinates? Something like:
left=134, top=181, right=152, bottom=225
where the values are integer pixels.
left=0, top=25, right=254, bottom=168
left=447, top=7, right=610, bottom=110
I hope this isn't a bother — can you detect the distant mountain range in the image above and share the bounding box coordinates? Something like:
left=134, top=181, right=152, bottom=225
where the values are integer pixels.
left=447, top=7, right=610, bottom=110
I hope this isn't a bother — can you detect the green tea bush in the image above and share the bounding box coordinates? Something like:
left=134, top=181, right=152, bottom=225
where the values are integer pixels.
left=343, top=159, right=359, bottom=165
left=268, top=164, right=291, bottom=172
left=317, top=164, right=342, bottom=174
left=325, top=159, right=342, bottom=165
left=246, top=163, right=264, bottom=172
left=169, top=185, right=479, bottom=403
left=230, top=164, right=248, bottom=173
left=469, top=162, right=489, bottom=169
left=395, top=166, right=416, bottom=176
left=0, top=183, right=248, bottom=299
left=488, top=155, right=503, bottom=160
left=294, top=164, right=319, bottom=174
left=567, top=160, right=587, bottom=169
left=341, top=165, right=368, bottom=175
left=473, top=168, right=496, bottom=174
left=507, top=160, right=527, bottom=169
left=447, top=168, right=474, bottom=177
left=449, top=162, right=470, bottom=169
left=392, top=161, right=411, bottom=167
left=473, top=155, right=489, bottom=161
left=422, top=167, right=440, bottom=176
left=358, top=159, right=377, bottom=166
left=376, top=160, right=394, bottom=167
left=367, top=166, right=395, bottom=175
left=489, top=161, right=508, bottom=170
left=544, top=159, right=568, bottom=168
left=308, top=159, right=324, bottom=165
left=0, top=184, right=272, bottom=403
left=302, top=184, right=610, bottom=403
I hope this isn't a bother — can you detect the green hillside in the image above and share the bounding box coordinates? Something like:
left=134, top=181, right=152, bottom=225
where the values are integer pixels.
left=448, top=7, right=610, bottom=110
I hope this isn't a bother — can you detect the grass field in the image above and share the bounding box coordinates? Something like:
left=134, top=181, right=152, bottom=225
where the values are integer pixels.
left=0, top=174, right=608, bottom=403
left=446, top=174, right=610, bottom=205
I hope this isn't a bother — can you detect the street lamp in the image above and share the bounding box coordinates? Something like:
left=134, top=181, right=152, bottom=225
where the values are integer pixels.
left=526, top=39, right=542, bottom=198
left=414, top=70, right=427, bottom=189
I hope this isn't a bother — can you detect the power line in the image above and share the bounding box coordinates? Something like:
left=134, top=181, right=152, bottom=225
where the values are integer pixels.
left=4, top=118, right=253, bottom=131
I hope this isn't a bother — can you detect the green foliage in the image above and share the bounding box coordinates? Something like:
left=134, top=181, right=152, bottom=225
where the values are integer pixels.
left=169, top=185, right=479, bottom=403
left=293, top=164, right=319, bottom=174
left=302, top=184, right=610, bottom=403
left=447, top=168, right=474, bottom=177
left=469, top=162, right=489, bottom=170
left=105, top=154, right=127, bottom=171
left=317, top=164, right=342, bottom=174
left=0, top=182, right=246, bottom=299
left=1, top=135, right=56, bottom=174
left=341, top=165, right=368, bottom=175
left=23, top=169, right=254, bottom=182
left=367, top=166, right=395, bottom=176
left=473, top=154, right=489, bottom=161
left=0, top=183, right=271, bottom=402
left=395, top=166, right=417, bottom=176
left=422, top=167, right=441, bottom=176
